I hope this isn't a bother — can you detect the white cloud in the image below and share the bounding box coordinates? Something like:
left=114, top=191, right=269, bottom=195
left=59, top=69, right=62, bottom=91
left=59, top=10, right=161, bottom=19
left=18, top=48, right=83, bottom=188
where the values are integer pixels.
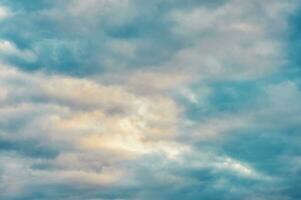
left=0, top=64, right=187, bottom=191
left=213, top=157, right=265, bottom=179
left=0, top=40, right=36, bottom=62
left=166, top=0, right=295, bottom=80
left=0, top=6, right=12, bottom=20
left=187, top=115, right=250, bottom=140
left=66, top=0, right=135, bottom=27
left=0, top=153, right=32, bottom=199
left=128, top=70, right=192, bottom=94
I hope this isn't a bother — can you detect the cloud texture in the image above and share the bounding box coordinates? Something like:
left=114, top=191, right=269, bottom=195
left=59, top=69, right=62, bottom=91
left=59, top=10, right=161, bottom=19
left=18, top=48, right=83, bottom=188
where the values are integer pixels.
left=1, top=0, right=301, bottom=199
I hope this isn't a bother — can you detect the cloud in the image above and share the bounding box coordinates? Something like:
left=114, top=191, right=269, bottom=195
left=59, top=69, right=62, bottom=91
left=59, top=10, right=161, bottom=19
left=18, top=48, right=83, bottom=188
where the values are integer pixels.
left=212, top=156, right=267, bottom=179
left=0, top=5, right=12, bottom=20
left=0, top=40, right=36, bottom=63
left=166, top=0, right=295, bottom=80
left=0, top=0, right=301, bottom=199
left=0, top=63, right=188, bottom=199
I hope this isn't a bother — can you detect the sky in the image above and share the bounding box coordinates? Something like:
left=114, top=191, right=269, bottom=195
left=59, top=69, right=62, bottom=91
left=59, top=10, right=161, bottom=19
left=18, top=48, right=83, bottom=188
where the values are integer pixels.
left=0, top=0, right=301, bottom=199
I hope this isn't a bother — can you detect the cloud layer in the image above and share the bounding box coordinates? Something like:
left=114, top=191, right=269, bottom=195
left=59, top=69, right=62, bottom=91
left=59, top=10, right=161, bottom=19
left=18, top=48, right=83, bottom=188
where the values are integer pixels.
left=1, top=0, right=301, bottom=199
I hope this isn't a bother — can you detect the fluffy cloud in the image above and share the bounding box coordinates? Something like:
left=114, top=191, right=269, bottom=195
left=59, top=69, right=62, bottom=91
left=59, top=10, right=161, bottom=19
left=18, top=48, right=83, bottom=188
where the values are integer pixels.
left=0, top=63, right=188, bottom=199
left=166, top=0, right=295, bottom=80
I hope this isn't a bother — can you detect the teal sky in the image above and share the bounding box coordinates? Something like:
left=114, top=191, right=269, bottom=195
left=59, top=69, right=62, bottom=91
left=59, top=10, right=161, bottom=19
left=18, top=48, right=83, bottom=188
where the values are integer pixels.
left=1, top=0, right=301, bottom=199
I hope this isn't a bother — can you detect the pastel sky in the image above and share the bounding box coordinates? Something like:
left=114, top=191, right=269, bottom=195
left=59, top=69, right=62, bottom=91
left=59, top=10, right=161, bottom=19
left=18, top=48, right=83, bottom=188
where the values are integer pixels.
left=0, top=0, right=301, bottom=199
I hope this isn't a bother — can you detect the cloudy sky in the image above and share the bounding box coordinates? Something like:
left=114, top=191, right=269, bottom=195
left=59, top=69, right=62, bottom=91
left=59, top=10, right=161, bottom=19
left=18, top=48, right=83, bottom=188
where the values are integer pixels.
left=0, top=0, right=301, bottom=199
